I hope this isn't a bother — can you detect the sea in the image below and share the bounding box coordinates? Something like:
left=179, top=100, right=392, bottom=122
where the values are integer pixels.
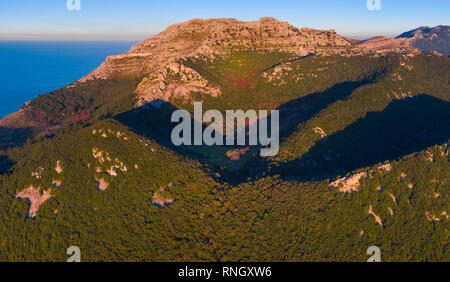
left=0, top=41, right=137, bottom=119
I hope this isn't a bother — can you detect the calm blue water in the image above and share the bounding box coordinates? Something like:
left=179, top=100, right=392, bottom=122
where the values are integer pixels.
left=0, top=41, right=137, bottom=118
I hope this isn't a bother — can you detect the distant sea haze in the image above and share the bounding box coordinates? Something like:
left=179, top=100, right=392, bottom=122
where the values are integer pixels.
left=0, top=41, right=136, bottom=118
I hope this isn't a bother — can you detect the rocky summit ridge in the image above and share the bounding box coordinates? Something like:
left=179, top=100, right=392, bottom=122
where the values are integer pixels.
left=76, top=17, right=421, bottom=106
left=397, top=25, right=450, bottom=56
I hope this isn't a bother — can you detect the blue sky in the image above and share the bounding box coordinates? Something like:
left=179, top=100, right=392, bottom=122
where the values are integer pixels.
left=0, top=0, right=448, bottom=40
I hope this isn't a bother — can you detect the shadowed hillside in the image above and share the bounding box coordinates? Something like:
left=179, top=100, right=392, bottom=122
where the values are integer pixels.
left=397, top=25, right=450, bottom=56
left=0, top=155, right=14, bottom=174
left=0, top=17, right=448, bottom=262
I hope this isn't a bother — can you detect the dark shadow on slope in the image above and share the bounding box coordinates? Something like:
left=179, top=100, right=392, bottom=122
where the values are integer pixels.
left=115, top=101, right=180, bottom=150
left=276, top=94, right=450, bottom=182
left=115, top=100, right=227, bottom=166
left=228, top=78, right=379, bottom=182
left=0, top=155, right=14, bottom=175
left=276, top=78, right=376, bottom=141
left=116, top=100, right=271, bottom=183
left=115, top=100, right=250, bottom=182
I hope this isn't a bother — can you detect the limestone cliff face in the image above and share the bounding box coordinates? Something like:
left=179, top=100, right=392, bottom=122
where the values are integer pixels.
left=396, top=25, right=450, bottom=56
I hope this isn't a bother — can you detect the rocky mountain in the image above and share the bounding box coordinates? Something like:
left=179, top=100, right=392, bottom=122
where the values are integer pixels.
left=0, top=18, right=448, bottom=262
left=355, top=36, right=420, bottom=55
left=397, top=25, right=450, bottom=56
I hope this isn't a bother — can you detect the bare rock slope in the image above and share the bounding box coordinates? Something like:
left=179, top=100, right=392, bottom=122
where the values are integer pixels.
left=356, top=36, right=420, bottom=55
left=0, top=17, right=423, bottom=144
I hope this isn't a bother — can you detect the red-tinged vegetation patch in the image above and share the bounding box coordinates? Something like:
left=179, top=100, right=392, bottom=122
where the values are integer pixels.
left=26, top=109, right=61, bottom=125
left=16, top=186, right=53, bottom=218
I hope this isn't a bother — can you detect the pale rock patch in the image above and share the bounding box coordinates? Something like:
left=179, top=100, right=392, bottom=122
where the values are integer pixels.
left=426, top=211, right=441, bottom=222
left=93, top=148, right=128, bottom=176
left=136, top=63, right=221, bottom=106
left=439, top=143, right=449, bottom=157
left=113, top=158, right=128, bottom=172
left=392, top=73, right=402, bottom=81
left=94, top=178, right=109, bottom=191
left=16, top=186, right=53, bottom=218
left=116, top=131, right=125, bottom=140
left=92, top=148, right=104, bottom=162
left=226, top=148, right=249, bottom=161
left=139, top=139, right=149, bottom=146
left=107, top=166, right=117, bottom=177
left=80, top=17, right=414, bottom=87
left=262, top=63, right=294, bottom=85
left=400, top=61, right=414, bottom=71
left=389, top=193, right=398, bottom=205
left=425, top=151, right=434, bottom=162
